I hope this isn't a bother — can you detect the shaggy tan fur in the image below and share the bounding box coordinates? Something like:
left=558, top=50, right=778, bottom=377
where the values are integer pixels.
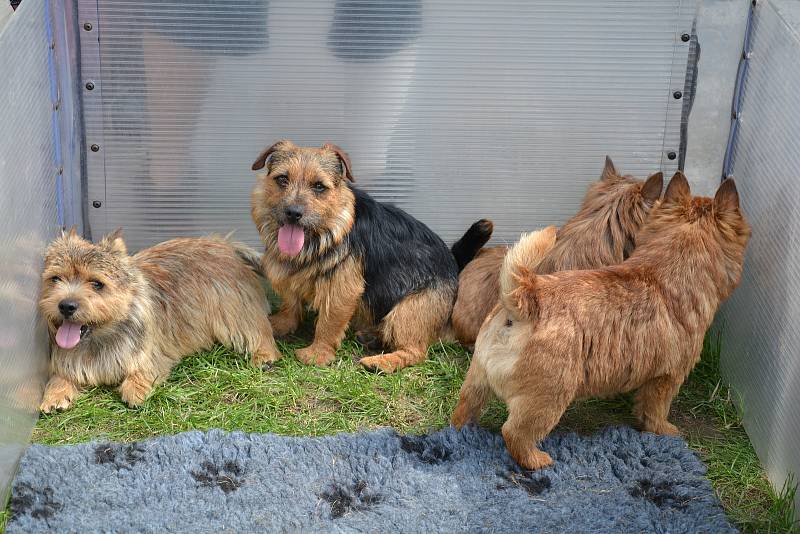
left=452, top=174, right=751, bottom=471
left=38, top=230, right=279, bottom=411
left=451, top=158, right=663, bottom=346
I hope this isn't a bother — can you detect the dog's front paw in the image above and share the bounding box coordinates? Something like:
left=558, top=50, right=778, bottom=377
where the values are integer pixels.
left=251, top=340, right=282, bottom=369
left=40, top=377, right=79, bottom=413
left=118, top=373, right=153, bottom=408
left=40, top=391, right=75, bottom=413
left=295, top=344, right=336, bottom=366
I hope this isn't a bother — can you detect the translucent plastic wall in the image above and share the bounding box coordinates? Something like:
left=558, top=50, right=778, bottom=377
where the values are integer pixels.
left=0, top=1, right=60, bottom=497
left=717, top=0, right=800, bottom=510
left=79, top=0, right=700, bottom=251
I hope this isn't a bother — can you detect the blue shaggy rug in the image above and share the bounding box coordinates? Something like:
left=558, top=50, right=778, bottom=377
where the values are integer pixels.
left=7, top=426, right=735, bottom=533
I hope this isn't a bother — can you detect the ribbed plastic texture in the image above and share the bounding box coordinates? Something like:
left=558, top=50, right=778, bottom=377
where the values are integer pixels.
left=80, top=0, right=697, bottom=251
left=718, top=0, right=800, bottom=509
left=0, top=1, right=57, bottom=497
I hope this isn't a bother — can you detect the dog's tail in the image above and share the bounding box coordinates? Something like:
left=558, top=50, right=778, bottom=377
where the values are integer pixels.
left=499, top=226, right=558, bottom=320
left=231, top=242, right=266, bottom=278
left=451, top=219, right=494, bottom=272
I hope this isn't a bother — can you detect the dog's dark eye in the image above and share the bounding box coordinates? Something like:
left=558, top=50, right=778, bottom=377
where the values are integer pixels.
left=312, top=182, right=327, bottom=194
left=273, top=174, right=289, bottom=188
left=50, top=276, right=61, bottom=283
left=90, top=280, right=104, bottom=291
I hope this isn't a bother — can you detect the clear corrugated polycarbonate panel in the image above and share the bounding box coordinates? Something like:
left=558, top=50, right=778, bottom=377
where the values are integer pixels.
left=717, top=0, right=800, bottom=510
left=0, top=1, right=56, bottom=496
left=81, top=0, right=697, bottom=251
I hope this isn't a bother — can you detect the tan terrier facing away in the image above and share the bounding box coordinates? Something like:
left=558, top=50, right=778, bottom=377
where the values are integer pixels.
left=452, top=174, right=751, bottom=470
left=451, top=157, right=663, bottom=347
left=38, top=230, right=280, bottom=412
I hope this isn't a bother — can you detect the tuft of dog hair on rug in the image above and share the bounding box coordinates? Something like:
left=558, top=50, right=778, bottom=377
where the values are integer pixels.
left=7, top=426, right=736, bottom=533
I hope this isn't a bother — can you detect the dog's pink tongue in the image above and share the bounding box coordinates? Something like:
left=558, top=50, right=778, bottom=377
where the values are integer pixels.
left=277, top=224, right=305, bottom=256
left=55, top=321, right=82, bottom=349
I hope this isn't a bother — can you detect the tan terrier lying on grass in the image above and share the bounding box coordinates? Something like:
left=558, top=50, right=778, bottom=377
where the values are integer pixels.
left=38, top=230, right=280, bottom=412
left=452, top=174, right=751, bottom=470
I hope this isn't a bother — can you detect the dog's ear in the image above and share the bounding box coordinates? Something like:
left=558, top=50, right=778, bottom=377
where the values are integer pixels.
left=62, top=226, right=79, bottom=239
left=322, top=143, right=354, bottom=182
left=640, top=172, right=663, bottom=205
left=601, top=156, right=618, bottom=181
left=100, top=228, right=127, bottom=256
left=714, top=178, right=740, bottom=214
left=251, top=140, right=293, bottom=171
left=663, top=171, right=691, bottom=204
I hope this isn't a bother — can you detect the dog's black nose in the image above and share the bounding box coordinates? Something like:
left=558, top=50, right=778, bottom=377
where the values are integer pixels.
left=58, top=300, right=79, bottom=317
left=285, top=205, right=304, bottom=223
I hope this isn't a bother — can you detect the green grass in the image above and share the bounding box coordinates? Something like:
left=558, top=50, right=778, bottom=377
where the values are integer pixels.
left=16, top=330, right=798, bottom=533
left=676, top=335, right=799, bottom=534
left=32, top=337, right=468, bottom=443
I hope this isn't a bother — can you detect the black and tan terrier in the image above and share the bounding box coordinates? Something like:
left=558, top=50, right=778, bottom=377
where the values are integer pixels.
left=38, top=229, right=280, bottom=412
left=250, top=140, right=484, bottom=373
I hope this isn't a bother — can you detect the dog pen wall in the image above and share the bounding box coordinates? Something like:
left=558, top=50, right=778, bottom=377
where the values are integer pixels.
left=77, top=0, right=702, bottom=251
left=0, top=0, right=64, bottom=497
left=717, top=0, right=800, bottom=511
left=2, top=0, right=797, bottom=513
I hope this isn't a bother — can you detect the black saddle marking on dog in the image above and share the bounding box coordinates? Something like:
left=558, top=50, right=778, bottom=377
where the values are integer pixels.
left=319, top=479, right=383, bottom=519
left=347, top=186, right=459, bottom=323
left=629, top=478, right=691, bottom=509
left=191, top=460, right=245, bottom=494
left=399, top=434, right=452, bottom=464
left=496, top=470, right=552, bottom=496
left=93, top=443, right=146, bottom=470
left=10, top=482, right=63, bottom=521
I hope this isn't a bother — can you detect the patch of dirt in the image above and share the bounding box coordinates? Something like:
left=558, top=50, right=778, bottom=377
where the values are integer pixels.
left=556, top=399, right=635, bottom=435
left=671, top=410, right=725, bottom=441
left=287, top=393, right=343, bottom=417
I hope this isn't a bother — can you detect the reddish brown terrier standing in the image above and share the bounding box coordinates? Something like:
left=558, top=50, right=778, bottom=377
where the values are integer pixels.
left=250, top=140, right=478, bottom=373
left=452, top=174, right=751, bottom=471
left=38, top=230, right=280, bottom=412
left=452, top=157, right=664, bottom=347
